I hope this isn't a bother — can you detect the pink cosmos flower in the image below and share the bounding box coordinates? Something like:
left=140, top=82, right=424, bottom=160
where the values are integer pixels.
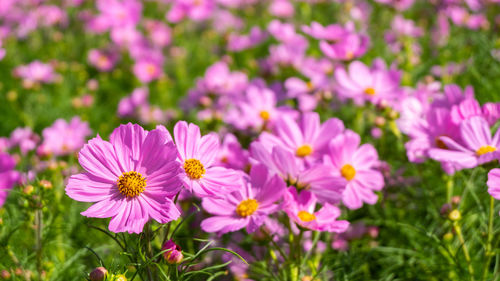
left=320, top=33, right=369, bottom=61
left=9, top=127, right=39, bottom=155
left=324, top=130, right=384, bottom=209
left=133, top=59, right=162, bottom=83
left=88, top=49, right=119, bottom=72
left=166, top=0, right=215, bottom=23
left=14, top=61, right=57, bottom=84
left=96, top=0, right=142, bottom=29
left=216, top=133, right=250, bottom=171
left=283, top=188, right=349, bottom=232
left=269, top=0, right=294, bottom=18
left=0, top=152, right=20, bottom=207
left=117, top=87, right=149, bottom=118
left=335, top=60, right=401, bottom=105
left=66, top=123, right=182, bottom=233
left=201, top=165, right=286, bottom=234
left=144, top=20, right=172, bottom=48
left=40, top=117, right=92, bottom=156
left=227, top=27, right=268, bottom=52
left=250, top=143, right=346, bottom=204
left=428, top=116, right=500, bottom=171
left=259, top=112, right=344, bottom=163
left=173, top=121, right=242, bottom=198
left=488, top=169, right=500, bottom=213
left=224, top=85, right=297, bottom=131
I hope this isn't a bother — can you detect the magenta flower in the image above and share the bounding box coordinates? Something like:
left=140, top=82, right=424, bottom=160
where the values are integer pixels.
left=259, top=112, right=344, bottom=162
left=88, top=49, right=119, bottom=72
left=335, top=60, right=401, bottom=105
left=225, top=85, right=296, bottom=131
left=133, top=59, right=162, bottom=83
left=162, top=240, right=183, bottom=264
left=173, top=121, right=242, bottom=198
left=14, top=61, right=57, bottom=84
left=250, top=142, right=346, bottom=204
left=66, top=123, right=182, bottom=234
left=0, top=152, right=20, bottom=208
left=428, top=116, right=500, bottom=171
left=488, top=169, right=500, bottom=211
left=283, top=188, right=349, bottom=232
left=41, top=117, right=92, bottom=156
left=216, top=133, right=250, bottom=171
left=201, top=165, right=286, bottom=234
left=320, top=33, right=369, bottom=61
left=9, top=127, right=39, bottom=155
left=117, top=87, right=149, bottom=118
left=324, top=130, right=384, bottom=209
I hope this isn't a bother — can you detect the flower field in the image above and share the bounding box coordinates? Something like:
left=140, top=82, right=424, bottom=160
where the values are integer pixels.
left=1, top=0, right=500, bottom=280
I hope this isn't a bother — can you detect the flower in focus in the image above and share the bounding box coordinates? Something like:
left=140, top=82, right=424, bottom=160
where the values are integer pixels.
left=0, top=152, right=20, bottom=207
left=325, top=130, right=384, bottom=209
left=162, top=240, right=183, bottom=264
left=66, top=123, right=182, bottom=233
left=173, top=121, right=242, bottom=198
left=201, top=165, right=286, bottom=234
left=40, top=117, right=92, bottom=156
left=259, top=112, right=344, bottom=163
left=283, top=188, right=349, bottom=232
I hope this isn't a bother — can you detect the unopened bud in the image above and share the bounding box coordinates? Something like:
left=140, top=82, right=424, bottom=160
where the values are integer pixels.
left=1, top=270, right=11, bottom=279
left=40, top=180, right=52, bottom=189
left=115, top=274, right=127, bottom=281
left=449, top=209, right=461, bottom=221
left=89, top=267, right=107, bottom=281
left=162, top=240, right=183, bottom=264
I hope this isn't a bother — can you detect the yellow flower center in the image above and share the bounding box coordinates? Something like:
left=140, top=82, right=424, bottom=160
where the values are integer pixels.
left=117, top=171, right=146, bottom=198
left=476, top=145, right=497, bottom=156
left=236, top=199, right=259, bottom=217
left=346, top=51, right=354, bottom=60
left=306, top=81, right=314, bottom=91
left=296, top=144, right=313, bottom=157
left=184, top=158, right=206, bottom=179
left=146, top=64, right=157, bottom=75
left=341, top=164, right=356, bottom=181
left=364, top=87, right=375, bottom=96
left=259, top=110, right=270, bottom=121
left=297, top=210, right=316, bottom=222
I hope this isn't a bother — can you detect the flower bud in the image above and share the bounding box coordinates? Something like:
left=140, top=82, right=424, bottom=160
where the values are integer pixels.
left=162, top=240, right=183, bottom=264
left=1, top=270, right=11, bottom=279
left=115, top=274, right=127, bottom=281
left=449, top=209, right=461, bottom=221
left=89, top=267, right=107, bottom=281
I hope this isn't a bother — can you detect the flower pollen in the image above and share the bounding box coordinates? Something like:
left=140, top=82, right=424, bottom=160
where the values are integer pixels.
left=236, top=199, right=259, bottom=217
left=259, top=110, right=270, bottom=121
left=117, top=171, right=146, bottom=198
left=296, top=144, right=313, bottom=157
left=364, top=87, right=375, bottom=96
left=298, top=210, right=316, bottom=222
left=341, top=164, right=356, bottom=181
left=184, top=158, right=206, bottom=179
left=476, top=145, right=497, bottom=156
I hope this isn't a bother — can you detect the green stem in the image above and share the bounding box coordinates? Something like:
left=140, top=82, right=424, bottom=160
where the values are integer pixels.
left=482, top=196, right=495, bottom=281
left=35, top=208, right=43, bottom=280
left=453, top=221, right=475, bottom=280
left=295, top=230, right=304, bottom=281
